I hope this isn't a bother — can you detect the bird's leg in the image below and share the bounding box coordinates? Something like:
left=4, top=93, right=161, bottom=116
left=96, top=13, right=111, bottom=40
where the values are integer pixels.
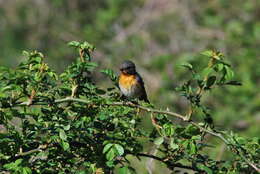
left=120, top=95, right=128, bottom=105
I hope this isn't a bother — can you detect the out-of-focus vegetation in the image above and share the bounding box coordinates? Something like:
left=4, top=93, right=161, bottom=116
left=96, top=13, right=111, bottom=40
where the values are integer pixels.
left=0, top=0, right=259, bottom=173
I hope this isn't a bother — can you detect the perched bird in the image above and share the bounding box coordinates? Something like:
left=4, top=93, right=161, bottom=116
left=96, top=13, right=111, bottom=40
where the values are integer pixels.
left=118, top=60, right=149, bottom=103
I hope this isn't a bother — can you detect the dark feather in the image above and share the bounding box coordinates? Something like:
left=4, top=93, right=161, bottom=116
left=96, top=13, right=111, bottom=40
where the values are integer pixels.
left=136, top=73, right=150, bottom=103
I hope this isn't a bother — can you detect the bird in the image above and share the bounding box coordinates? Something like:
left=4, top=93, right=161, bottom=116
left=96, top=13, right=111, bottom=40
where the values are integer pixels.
left=118, top=60, right=149, bottom=103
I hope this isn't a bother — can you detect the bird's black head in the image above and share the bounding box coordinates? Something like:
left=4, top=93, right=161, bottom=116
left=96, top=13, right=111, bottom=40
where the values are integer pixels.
left=120, top=60, right=136, bottom=75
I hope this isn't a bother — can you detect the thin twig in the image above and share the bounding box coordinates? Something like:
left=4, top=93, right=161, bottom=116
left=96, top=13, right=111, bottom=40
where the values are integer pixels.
left=16, top=144, right=48, bottom=157
left=131, top=152, right=200, bottom=172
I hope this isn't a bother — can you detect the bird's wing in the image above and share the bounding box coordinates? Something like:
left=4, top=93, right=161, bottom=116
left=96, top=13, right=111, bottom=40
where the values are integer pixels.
left=136, top=73, right=149, bottom=103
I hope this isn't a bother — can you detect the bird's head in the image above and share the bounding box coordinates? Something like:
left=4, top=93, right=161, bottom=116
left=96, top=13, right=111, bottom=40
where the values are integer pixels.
left=120, top=60, right=136, bottom=75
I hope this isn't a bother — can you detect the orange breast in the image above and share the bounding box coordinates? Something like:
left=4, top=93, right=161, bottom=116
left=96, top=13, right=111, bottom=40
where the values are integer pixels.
left=119, top=74, right=137, bottom=89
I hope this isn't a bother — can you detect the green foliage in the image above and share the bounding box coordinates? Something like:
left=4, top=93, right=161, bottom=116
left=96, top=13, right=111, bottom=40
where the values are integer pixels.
left=0, top=41, right=259, bottom=173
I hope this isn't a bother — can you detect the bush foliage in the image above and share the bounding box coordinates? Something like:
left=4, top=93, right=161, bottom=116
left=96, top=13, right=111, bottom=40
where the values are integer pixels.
left=0, top=41, right=259, bottom=174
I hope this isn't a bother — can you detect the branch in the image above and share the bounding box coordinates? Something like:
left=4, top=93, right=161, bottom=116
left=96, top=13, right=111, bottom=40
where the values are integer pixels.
left=130, top=152, right=201, bottom=172
left=6, top=97, right=260, bottom=172
left=15, top=144, right=49, bottom=157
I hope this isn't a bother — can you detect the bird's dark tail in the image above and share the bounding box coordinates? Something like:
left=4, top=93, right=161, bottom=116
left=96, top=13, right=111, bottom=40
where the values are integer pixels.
left=140, top=93, right=150, bottom=103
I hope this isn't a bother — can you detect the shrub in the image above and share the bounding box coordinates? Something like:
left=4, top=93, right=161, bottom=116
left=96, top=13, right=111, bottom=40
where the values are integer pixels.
left=0, top=41, right=259, bottom=174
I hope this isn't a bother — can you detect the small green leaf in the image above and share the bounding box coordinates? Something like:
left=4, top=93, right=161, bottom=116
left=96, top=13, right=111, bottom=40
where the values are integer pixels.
left=34, top=57, right=42, bottom=63
left=101, top=69, right=117, bottom=82
left=185, top=125, right=200, bottom=136
left=22, top=50, right=29, bottom=56
left=235, top=136, right=247, bottom=145
left=96, top=89, right=106, bottom=95
left=197, top=164, right=213, bottom=174
left=15, top=159, right=23, bottom=166
left=68, top=41, right=80, bottom=48
left=206, top=76, right=217, bottom=88
left=189, top=142, right=197, bottom=154
left=114, top=144, right=124, bottom=156
left=201, top=50, right=213, bottom=57
left=80, top=41, right=95, bottom=51
left=106, top=148, right=116, bottom=161
left=182, top=140, right=189, bottom=148
left=103, top=143, right=113, bottom=154
left=106, top=161, right=115, bottom=168
left=63, top=125, right=70, bottom=131
left=59, top=129, right=67, bottom=141
left=215, top=63, right=224, bottom=72
left=181, top=63, right=193, bottom=70
left=170, top=138, right=179, bottom=150
left=154, top=137, right=164, bottom=146
left=163, top=123, right=175, bottom=136
left=193, top=74, right=201, bottom=80
left=22, top=167, right=32, bottom=174
left=201, top=67, right=212, bottom=77
left=61, top=141, right=70, bottom=151
left=3, top=159, right=23, bottom=169
left=225, top=66, right=234, bottom=80
left=118, top=166, right=131, bottom=174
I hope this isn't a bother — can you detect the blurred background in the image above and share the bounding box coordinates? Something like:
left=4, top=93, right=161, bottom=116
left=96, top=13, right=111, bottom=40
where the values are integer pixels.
left=1, top=0, right=259, bottom=173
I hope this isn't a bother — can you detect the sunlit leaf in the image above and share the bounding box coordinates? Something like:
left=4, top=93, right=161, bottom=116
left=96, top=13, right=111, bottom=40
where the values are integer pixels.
left=154, top=137, right=164, bottom=146
left=201, top=50, right=213, bottom=57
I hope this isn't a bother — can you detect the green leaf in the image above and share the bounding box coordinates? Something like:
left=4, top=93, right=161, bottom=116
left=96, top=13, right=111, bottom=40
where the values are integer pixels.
left=15, top=159, right=23, bottom=166
left=215, top=63, right=224, bottom=72
left=154, top=137, right=164, bottom=146
left=185, top=125, right=200, bottom=136
left=63, top=124, right=70, bottom=131
left=235, top=136, right=247, bottom=145
left=96, top=89, right=106, bottom=95
left=224, top=66, right=234, bottom=80
left=68, top=41, right=80, bottom=48
left=182, top=140, right=189, bottom=148
left=101, top=69, right=117, bottom=82
left=181, top=63, right=193, bottom=70
left=106, top=161, right=115, bottom=168
left=3, top=159, right=23, bottom=169
left=22, top=50, right=29, bottom=56
left=193, top=74, right=201, bottom=80
left=197, top=164, right=213, bottom=174
left=201, top=50, right=213, bottom=57
left=201, top=67, right=212, bottom=77
left=114, top=144, right=124, bottom=156
left=61, top=141, right=70, bottom=151
left=170, top=138, right=179, bottom=150
left=118, top=166, right=131, bottom=174
left=80, top=41, right=95, bottom=51
left=83, top=62, right=98, bottom=71
left=189, top=142, right=197, bottom=154
left=106, top=148, right=116, bottom=161
left=206, top=76, right=217, bottom=88
left=103, top=143, right=113, bottom=154
left=22, top=167, right=32, bottom=174
left=163, top=123, right=175, bottom=136
left=59, top=129, right=67, bottom=141
left=34, top=56, right=42, bottom=64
